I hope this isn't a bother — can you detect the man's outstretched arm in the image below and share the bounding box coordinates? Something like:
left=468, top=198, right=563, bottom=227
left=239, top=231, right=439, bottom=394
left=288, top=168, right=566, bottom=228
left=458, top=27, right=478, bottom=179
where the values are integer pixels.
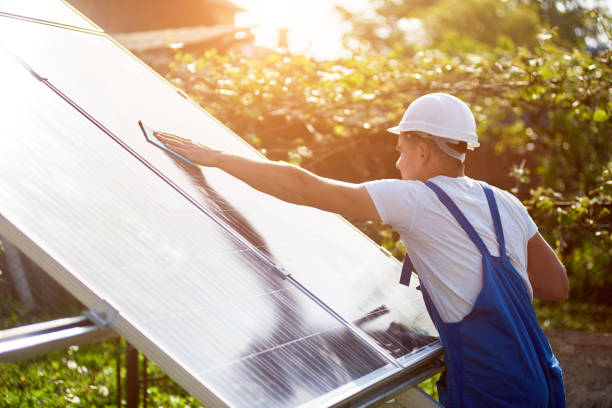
left=156, top=132, right=381, bottom=222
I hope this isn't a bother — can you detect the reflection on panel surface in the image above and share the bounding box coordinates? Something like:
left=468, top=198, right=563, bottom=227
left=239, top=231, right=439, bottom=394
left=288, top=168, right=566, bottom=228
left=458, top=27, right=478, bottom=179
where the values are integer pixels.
left=0, top=16, right=438, bottom=361
left=0, top=0, right=99, bottom=30
left=0, top=47, right=395, bottom=407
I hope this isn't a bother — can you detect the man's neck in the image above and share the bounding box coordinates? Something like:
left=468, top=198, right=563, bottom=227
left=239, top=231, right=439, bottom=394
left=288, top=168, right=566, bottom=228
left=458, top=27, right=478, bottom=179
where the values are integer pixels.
left=419, top=164, right=465, bottom=181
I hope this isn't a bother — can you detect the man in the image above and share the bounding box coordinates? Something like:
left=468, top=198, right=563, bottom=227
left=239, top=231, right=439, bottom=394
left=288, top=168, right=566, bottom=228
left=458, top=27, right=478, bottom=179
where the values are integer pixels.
left=157, top=93, right=568, bottom=407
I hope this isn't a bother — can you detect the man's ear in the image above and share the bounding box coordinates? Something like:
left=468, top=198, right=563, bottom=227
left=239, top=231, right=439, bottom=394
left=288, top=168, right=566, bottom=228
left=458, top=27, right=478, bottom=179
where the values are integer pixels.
left=417, top=141, right=430, bottom=161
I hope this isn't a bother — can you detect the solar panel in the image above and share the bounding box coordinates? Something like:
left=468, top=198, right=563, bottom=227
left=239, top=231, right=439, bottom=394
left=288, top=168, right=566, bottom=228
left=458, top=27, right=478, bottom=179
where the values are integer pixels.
left=0, top=5, right=441, bottom=406
left=0, top=14, right=438, bottom=362
left=0, top=0, right=100, bottom=31
left=0, top=46, right=401, bottom=407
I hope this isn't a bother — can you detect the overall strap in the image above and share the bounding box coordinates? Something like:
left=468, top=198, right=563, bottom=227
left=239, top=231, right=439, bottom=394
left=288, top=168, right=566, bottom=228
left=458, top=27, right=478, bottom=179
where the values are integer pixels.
left=400, top=256, right=413, bottom=286
left=398, top=180, right=496, bottom=286
left=425, top=181, right=491, bottom=257
left=479, top=182, right=507, bottom=258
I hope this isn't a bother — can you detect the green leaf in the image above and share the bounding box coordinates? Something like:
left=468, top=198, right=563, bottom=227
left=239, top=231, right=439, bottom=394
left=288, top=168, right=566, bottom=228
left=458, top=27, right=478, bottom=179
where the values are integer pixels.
left=539, top=65, right=554, bottom=80
left=593, top=109, right=609, bottom=122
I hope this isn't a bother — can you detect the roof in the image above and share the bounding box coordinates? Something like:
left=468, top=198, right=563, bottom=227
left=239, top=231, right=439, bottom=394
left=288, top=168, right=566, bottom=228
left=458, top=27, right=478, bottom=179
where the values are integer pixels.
left=66, top=0, right=245, bottom=32
left=112, top=24, right=248, bottom=52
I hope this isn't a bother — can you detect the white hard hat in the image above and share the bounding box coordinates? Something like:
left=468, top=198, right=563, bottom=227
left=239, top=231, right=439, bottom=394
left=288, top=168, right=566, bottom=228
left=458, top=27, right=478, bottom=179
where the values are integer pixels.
left=387, top=93, right=480, bottom=150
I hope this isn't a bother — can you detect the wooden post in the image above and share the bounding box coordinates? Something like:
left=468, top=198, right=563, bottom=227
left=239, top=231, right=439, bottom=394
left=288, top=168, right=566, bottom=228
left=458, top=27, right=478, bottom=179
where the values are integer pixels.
left=126, top=342, right=139, bottom=408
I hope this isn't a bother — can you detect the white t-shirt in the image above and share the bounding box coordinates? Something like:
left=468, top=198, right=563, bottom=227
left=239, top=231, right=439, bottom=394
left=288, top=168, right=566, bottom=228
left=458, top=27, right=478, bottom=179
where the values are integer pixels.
left=365, top=175, right=538, bottom=323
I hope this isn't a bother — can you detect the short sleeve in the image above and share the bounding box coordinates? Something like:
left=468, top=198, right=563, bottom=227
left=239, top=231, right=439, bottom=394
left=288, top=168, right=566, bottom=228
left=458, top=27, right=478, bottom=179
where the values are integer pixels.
left=504, top=189, right=539, bottom=240
left=525, top=208, right=538, bottom=239
left=364, top=179, right=420, bottom=233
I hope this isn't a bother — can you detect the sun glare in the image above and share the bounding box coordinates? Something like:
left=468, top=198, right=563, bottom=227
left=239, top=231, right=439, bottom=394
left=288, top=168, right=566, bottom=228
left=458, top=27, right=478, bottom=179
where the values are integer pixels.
left=231, top=0, right=369, bottom=60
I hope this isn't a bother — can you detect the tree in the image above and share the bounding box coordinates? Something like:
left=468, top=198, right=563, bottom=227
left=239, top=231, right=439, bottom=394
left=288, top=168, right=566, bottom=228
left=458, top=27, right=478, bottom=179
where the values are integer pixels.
left=337, top=0, right=611, bottom=52
left=529, top=0, right=610, bottom=47
left=337, top=0, right=542, bottom=52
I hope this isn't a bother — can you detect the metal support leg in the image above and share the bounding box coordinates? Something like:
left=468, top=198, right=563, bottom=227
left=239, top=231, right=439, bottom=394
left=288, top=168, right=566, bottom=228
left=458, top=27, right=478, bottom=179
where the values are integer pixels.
left=1, top=236, right=36, bottom=311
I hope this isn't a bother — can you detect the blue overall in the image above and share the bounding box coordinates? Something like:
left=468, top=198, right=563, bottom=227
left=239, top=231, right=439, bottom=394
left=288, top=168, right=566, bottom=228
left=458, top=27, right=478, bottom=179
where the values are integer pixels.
left=400, top=181, right=565, bottom=407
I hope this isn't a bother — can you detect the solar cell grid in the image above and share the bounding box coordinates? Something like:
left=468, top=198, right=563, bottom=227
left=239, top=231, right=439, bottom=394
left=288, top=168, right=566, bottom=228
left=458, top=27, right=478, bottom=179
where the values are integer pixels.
left=0, top=16, right=438, bottom=365
left=0, top=45, right=401, bottom=407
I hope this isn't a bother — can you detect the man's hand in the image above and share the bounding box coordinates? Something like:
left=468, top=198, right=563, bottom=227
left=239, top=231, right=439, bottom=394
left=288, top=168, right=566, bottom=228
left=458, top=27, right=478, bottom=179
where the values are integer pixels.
left=155, top=132, right=221, bottom=167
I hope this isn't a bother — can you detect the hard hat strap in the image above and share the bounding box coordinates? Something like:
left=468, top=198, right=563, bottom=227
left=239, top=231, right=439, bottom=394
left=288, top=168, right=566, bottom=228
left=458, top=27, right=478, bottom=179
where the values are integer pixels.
left=434, top=138, right=466, bottom=163
left=405, top=131, right=467, bottom=163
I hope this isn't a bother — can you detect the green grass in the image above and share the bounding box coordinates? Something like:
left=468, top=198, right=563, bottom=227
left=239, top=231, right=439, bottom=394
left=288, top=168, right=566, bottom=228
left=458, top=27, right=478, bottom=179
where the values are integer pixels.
left=418, top=372, right=441, bottom=401
left=0, top=339, right=202, bottom=408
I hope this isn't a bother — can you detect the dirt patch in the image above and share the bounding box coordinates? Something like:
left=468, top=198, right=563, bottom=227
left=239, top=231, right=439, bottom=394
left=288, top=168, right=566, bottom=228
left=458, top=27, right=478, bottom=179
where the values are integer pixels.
left=545, top=329, right=612, bottom=408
